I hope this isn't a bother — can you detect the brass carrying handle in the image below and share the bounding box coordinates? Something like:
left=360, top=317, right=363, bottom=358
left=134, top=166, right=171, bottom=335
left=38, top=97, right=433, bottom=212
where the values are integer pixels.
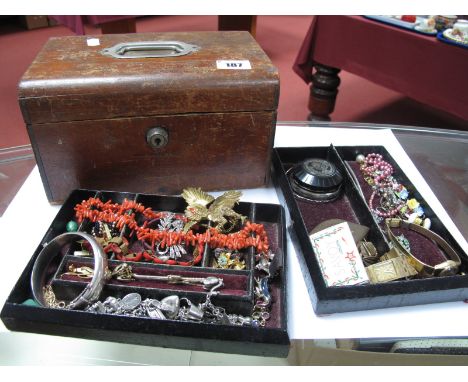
left=101, top=41, right=200, bottom=59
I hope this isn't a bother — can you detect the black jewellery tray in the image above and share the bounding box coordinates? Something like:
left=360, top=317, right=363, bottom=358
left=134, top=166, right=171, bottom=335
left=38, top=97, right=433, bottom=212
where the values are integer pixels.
left=272, top=145, right=468, bottom=315
left=0, top=189, right=289, bottom=357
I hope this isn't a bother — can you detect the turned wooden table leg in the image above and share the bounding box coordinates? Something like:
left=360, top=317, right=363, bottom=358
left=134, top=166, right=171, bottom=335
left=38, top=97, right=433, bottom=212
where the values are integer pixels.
left=308, top=63, right=341, bottom=121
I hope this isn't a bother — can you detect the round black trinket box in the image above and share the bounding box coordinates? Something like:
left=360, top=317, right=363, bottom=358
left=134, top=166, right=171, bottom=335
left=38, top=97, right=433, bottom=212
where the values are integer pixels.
left=289, top=158, right=343, bottom=202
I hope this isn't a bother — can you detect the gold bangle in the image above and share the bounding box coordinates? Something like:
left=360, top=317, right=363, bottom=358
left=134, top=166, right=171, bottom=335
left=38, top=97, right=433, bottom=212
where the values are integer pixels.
left=385, top=218, right=461, bottom=277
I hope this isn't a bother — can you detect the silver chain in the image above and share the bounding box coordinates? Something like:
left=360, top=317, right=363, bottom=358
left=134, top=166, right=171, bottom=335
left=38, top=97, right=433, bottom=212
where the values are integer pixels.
left=85, top=253, right=275, bottom=327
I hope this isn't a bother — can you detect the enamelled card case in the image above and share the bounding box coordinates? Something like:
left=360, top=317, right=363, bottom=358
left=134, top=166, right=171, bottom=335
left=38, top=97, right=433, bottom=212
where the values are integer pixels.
left=18, top=32, right=279, bottom=203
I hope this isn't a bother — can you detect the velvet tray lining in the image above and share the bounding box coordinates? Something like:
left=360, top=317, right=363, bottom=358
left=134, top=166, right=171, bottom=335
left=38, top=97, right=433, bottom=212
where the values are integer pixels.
left=289, top=159, right=449, bottom=275
left=59, top=259, right=250, bottom=296
left=51, top=216, right=283, bottom=328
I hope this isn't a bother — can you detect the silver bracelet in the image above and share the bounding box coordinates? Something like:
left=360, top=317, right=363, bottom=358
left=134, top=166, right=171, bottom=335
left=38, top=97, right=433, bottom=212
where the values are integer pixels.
left=31, top=232, right=109, bottom=310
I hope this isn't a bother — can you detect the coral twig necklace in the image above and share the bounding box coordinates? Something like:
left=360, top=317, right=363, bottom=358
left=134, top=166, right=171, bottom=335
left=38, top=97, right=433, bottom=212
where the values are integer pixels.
left=74, top=197, right=270, bottom=266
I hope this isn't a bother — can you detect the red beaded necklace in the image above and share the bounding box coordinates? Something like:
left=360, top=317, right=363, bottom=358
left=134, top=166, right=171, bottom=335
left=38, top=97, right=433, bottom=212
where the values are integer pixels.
left=74, top=197, right=270, bottom=266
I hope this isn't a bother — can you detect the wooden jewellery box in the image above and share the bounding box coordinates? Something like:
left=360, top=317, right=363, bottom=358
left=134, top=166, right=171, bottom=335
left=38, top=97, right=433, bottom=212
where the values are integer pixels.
left=18, top=32, right=279, bottom=203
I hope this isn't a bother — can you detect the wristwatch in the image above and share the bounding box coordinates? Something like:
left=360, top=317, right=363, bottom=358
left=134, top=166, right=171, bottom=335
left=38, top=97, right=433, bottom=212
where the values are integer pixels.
left=385, top=218, right=461, bottom=277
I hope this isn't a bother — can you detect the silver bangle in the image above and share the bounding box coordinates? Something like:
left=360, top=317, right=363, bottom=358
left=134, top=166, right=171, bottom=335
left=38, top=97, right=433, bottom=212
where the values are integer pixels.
left=31, top=232, right=109, bottom=310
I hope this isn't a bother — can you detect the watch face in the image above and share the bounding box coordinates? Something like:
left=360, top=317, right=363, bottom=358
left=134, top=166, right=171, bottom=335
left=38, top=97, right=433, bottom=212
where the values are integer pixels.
left=303, top=159, right=337, bottom=178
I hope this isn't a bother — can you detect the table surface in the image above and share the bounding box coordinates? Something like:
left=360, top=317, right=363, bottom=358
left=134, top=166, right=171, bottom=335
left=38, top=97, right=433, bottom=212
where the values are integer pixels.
left=293, top=16, right=468, bottom=120
left=0, top=123, right=467, bottom=365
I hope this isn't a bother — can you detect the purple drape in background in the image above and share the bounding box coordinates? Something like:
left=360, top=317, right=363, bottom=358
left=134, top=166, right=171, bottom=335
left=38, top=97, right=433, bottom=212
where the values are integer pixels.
left=50, top=16, right=135, bottom=35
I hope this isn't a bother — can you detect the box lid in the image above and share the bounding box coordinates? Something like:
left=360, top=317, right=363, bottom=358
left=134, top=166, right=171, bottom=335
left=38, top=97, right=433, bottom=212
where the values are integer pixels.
left=18, top=31, right=279, bottom=124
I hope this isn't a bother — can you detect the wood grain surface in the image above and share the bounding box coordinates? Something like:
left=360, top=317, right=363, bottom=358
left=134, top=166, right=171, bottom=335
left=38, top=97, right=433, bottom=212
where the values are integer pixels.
left=19, top=32, right=279, bottom=124
left=20, top=32, right=279, bottom=203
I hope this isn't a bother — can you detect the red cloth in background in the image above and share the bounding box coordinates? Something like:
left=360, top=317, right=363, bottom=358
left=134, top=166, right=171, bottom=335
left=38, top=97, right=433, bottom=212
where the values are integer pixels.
left=50, top=16, right=135, bottom=35
left=293, top=16, right=468, bottom=121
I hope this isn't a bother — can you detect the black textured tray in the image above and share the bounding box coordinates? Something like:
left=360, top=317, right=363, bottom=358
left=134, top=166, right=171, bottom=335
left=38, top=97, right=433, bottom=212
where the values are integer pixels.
left=1, top=189, right=289, bottom=357
left=272, top=145, right=468, bottom=315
